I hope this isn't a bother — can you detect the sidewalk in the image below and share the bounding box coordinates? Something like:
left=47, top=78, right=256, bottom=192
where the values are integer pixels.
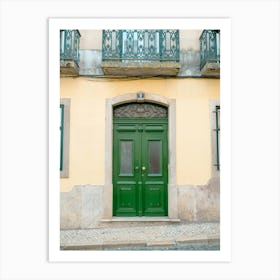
left=60, top=222, right=220, bottom=250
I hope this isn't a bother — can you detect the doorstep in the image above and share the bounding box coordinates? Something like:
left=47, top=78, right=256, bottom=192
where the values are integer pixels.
left=100, top=217, right=181, bottom=222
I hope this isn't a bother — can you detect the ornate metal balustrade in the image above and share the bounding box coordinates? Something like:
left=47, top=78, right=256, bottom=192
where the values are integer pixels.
left=60, top=30, right=81, bottom=63
left=102, top=30, right=180, bottom=62
left=199, top=30, right=220, bottom=75
left=60, top=30, right=81, bottom=76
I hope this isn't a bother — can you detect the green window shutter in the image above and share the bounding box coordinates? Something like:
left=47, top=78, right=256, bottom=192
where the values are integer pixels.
left=60, top=104, right=64, bottom=171
left=215, top=105, right=220, bottom=171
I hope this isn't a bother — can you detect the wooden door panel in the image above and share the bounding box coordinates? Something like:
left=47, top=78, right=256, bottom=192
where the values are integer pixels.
left=113, top=118, right=168, bottom=216
left=113, top=123, right=139, bottom=216
left=114, top=182, right=138, bottom=216
left=142, top=182, right=166, bottom=215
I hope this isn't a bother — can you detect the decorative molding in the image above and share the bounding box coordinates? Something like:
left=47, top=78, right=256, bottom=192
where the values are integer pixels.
left=113, top=102, right=168, bottom=118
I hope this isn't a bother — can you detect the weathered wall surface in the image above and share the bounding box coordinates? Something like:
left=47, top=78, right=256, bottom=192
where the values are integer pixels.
left=78, top=49, right=201, bottom=77
left=78, top=30, right=203, bottom=78
left=60, top=185, right=103, bottom=229
left=60, top=178, right=219, bottom=229
left=178, top=177, right=220, bottom=222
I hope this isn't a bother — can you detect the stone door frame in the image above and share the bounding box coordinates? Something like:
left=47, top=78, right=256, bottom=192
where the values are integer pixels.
left=103, top=92, right=178, bottom=219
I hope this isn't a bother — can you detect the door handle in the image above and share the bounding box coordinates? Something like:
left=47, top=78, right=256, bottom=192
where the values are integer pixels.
left=135, top=166, right=139, bottom=170
left=142, top=166, right=146, bottom=171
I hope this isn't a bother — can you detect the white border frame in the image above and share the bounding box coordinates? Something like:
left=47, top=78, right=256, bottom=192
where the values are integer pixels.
left=49, top=18, right=231, bottom=262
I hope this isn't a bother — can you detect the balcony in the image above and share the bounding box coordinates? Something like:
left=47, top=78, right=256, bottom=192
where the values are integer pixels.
left=101, top=30, right=180, bottom=76
left=60, top=30, right=81, bottom=77
left=199, top=30, right=220, bottom=77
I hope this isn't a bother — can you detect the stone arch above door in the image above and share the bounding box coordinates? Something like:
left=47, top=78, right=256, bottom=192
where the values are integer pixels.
left=103, top=92, right=178, bottom=220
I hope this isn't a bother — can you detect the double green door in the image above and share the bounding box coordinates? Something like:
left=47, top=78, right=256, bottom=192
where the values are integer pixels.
left=113, top=118, right=168, bottom=216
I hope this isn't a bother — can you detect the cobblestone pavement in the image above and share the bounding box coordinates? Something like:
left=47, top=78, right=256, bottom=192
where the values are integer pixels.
left=61, top=222, right=220, bottom=250
left=105, top=243, right=220, bottom=251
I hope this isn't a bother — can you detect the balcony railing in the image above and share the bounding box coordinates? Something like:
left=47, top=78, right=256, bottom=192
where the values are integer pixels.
left=102, top=30, right=180, bottom=62
left=60, top=30, right=81, bottom=76
left=199, top=30, right=220, bottom=71
left=60, top=29, right=81, bottom=64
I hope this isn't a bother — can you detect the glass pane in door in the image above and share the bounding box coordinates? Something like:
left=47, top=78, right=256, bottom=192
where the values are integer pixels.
left=120, top=141, right=133, bottom=175
left=149, top=141, right=161, bottom=174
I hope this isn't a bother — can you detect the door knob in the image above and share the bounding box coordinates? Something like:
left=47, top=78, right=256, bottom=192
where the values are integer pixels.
left=142, top=166, right=146, bottom=171
left=135, top=166, right=139, bottom=170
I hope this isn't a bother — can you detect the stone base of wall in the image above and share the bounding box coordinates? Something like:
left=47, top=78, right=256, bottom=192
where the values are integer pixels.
left=60, top=185, right=103, bottom=229
left=60, top=178, right=219, bottom=229
left=178, top=177, right=220, bottom=222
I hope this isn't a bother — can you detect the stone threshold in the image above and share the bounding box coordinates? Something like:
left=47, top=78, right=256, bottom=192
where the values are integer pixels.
left=100, top=217, right=181, bottom=222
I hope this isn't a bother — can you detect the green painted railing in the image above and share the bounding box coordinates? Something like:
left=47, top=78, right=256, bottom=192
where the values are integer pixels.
left=199, top=30, right=220, bottom=70
left=102, top=30, right=180, bottom=62
left=60, top=30, right=81, bottom=64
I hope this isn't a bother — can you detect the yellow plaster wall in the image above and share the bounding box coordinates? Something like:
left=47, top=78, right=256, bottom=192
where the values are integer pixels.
left=60, top=77, right=219, bottom=192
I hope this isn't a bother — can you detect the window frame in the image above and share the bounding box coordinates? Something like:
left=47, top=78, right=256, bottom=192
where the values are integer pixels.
left=60, top=104, right=64, bottom=171
left=60, top=98, right=70, bottom=178
left=209, top=99, right=220, bottom=177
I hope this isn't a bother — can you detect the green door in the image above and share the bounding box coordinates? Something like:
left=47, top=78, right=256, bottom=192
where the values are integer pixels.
left=113, top=118, right=168, bottom=216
